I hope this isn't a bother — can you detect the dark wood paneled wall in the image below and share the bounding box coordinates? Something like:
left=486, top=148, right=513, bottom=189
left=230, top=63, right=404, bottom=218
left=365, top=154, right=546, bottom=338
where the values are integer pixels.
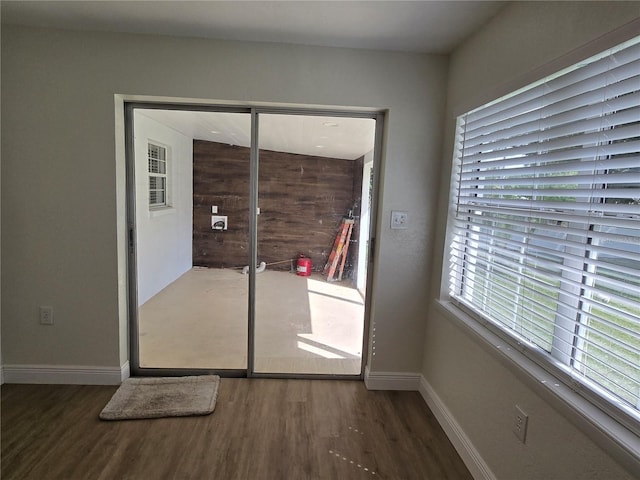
left=193, top=141, right=251, bottom=269
left=193, top=141, right=361, bottom=277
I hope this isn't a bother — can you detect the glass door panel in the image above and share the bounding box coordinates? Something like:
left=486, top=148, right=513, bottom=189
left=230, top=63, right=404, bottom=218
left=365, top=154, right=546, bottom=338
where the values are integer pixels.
left=134, top=109, right=251, bottom=370
left=254, top=113, right=376, bottom=375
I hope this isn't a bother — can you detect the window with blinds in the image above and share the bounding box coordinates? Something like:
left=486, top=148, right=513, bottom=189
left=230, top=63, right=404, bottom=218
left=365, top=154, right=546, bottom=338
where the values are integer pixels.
left=448, top=36, right=640, bottom=429
left=148, top=142, right=168, bottom=208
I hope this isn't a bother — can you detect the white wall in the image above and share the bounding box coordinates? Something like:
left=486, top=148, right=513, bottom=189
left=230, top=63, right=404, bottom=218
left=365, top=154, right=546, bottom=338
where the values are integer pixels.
left=425, top=2, right=640, bottom=480
left=134, top=112, right=193, bottom=306
left=1, top=26, right=447, bottom=374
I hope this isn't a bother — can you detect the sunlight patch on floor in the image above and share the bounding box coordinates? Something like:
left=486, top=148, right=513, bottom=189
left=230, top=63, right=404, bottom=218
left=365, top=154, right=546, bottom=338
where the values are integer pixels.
left=299, top=276, right=365, bottom=359
left=306, top=277, right=364, bottom=304
left=297, top=340, right=345, bottom=359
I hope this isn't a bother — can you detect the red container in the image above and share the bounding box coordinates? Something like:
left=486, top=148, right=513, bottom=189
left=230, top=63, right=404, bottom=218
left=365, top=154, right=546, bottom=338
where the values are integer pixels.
left=296, top=256, right=312, bottom=276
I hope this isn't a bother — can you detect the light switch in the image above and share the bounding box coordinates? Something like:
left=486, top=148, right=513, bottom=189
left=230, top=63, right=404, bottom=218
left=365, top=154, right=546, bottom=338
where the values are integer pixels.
left=212, top=206, right=218, bottom=214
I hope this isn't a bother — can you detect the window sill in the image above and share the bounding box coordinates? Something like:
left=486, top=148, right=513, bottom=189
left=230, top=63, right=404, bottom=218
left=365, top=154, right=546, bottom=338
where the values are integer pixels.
left=434, top=299, right=640, bottom=476
left=148, top=207, right=175, bottom=218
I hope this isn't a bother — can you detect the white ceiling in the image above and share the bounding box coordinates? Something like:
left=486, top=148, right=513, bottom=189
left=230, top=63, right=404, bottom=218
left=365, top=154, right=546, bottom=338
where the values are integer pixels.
left=139, top=109, right=376, bottom=160
left=2, top=0, right=506, bottom=159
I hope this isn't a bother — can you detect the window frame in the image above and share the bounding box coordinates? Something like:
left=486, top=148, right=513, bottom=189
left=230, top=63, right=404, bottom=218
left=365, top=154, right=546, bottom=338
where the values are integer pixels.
left=148, top=141, right=170, bottom=209
left=443, top=35, right=640, bottom=444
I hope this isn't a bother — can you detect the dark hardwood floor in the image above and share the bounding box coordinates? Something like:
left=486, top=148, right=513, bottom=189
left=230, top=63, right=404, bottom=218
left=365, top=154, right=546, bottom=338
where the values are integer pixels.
left=1, top=378, right=472, bottom=479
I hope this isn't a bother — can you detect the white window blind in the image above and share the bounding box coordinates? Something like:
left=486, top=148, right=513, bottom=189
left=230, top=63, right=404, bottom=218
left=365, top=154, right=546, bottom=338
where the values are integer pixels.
left=448, top=36, right=640, bottom=430
left=148, top=142, right=168, bottom=207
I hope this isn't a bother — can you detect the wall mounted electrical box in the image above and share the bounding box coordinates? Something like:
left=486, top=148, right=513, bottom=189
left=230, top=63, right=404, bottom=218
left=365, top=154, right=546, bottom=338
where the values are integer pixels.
left=211, top=215, right=228, bottom=230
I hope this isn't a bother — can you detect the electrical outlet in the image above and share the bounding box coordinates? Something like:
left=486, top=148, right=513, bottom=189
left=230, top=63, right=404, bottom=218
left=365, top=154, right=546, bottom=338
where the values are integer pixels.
left=513, top=405, right=529, bottom=443
left=390, top=210, right=408, bottom=229
left=39, top=306, right=54, bottom=325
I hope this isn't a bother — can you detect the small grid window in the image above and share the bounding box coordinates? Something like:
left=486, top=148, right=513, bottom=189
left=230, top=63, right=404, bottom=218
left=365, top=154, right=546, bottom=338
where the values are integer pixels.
left=148, top=142, right=168, bottom=208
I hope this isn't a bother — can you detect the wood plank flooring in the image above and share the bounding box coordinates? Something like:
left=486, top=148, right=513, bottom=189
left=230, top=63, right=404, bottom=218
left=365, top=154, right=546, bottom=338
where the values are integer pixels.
left=1, top=379, right=473, bottom=480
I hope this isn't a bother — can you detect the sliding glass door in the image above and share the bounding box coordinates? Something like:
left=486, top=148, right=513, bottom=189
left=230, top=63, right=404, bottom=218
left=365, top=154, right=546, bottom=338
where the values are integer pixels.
left=128, top=104, right=379, bottom=377
left=253, top=113, right=376, bottom=375
left=132, top=108, right=251, bottom=372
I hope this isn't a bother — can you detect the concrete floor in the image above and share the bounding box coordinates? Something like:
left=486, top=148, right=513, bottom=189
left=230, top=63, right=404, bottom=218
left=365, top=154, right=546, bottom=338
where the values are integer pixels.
left=138, top=268, right=365, bottom=374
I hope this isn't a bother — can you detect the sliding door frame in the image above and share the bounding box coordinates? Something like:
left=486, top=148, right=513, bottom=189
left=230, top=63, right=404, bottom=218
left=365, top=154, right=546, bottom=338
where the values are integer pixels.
left=248, top=107, right=384, bottom=379
left=125, top=102, right=252, bottom=378
left=125, top=101, right=384, bottom=379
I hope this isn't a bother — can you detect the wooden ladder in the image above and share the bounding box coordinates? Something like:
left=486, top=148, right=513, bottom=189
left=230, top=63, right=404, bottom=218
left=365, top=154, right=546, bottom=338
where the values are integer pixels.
left=323, top=218, right=355, bottom=282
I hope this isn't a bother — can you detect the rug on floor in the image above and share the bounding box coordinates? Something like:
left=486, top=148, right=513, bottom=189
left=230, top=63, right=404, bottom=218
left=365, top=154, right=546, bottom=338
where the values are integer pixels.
left=99, top=375, right=220, bottom=421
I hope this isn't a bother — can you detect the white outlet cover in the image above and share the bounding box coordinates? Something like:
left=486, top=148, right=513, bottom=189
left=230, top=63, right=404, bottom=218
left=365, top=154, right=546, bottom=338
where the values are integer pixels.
left=39, top=306, right=54, bottom=325
left=513, top=405, right=529, bottom=443
left=391, top=210, right=408, bottom=229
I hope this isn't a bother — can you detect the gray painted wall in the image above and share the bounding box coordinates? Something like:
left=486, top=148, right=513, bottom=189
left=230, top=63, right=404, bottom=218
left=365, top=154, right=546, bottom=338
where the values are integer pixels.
left=425, top=2, right=640, bottom=479
left=1, top=26, right=447, bottom=371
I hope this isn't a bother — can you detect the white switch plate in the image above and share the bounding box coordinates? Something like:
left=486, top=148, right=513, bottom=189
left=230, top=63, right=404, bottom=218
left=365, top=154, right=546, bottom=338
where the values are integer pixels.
left=211, top=206, right=218, bottom=214
left=391, top=210, right=408, bottom=229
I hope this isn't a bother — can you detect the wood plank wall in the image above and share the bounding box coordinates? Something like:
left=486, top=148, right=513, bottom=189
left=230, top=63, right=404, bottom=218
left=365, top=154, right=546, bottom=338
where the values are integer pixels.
left=193, top=141, right=362, bottom=278
left=193, top=141, right=250, bottom=269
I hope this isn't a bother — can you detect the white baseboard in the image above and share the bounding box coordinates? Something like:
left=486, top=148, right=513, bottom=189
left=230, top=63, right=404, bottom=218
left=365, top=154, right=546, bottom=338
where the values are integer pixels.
left=3, top=362, right=130, bottom=385
left=419, top=375, right=496, bottom=480
left=363, top=365, right=421, bottom=390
